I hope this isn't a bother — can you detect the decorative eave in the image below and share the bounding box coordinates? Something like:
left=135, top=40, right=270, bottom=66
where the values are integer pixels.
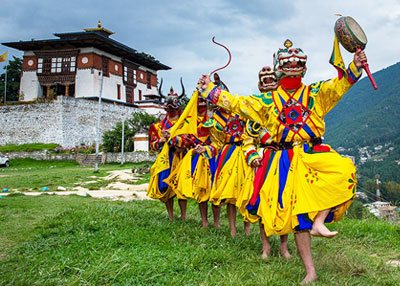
left=2, top=25, right=171, bottom=71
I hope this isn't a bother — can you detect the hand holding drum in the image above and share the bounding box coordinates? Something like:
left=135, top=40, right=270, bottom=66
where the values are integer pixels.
left=334, top=16, right=378, bottom=90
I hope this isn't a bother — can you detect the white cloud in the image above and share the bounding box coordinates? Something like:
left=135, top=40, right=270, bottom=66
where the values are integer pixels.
left=1, top=0, right=398, bottom=94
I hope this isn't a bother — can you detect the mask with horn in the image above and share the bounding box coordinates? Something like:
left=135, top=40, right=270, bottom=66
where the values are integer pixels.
left=158, top=77, right=186, bottom=113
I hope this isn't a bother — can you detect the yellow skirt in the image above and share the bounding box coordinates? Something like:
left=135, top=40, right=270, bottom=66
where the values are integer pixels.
left=210, top=144, right=251, bottom=206
left=166, top=149, right=213, bottom=203
left=147, top=147, right=183, bottom=203
left=237, top=168, right=260, bottom=223
left=258, top=145, right=356, bottom=236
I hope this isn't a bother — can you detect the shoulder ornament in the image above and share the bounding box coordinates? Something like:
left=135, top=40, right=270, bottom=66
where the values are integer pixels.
left=250, top=91, right=274, bottom=107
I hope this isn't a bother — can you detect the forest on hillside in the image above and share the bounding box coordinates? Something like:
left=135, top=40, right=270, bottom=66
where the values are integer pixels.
left=325, top=62, right=400, bottom=204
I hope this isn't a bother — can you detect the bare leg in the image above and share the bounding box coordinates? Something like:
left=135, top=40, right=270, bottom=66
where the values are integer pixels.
left=227, top=203, right=237, bottom=237
left=310, top=209, right=338, bottom=238
left=199, top=202, right=209, bottom=228
left=212, top=204, right=221, bottom=228
left=295, top=231, right=317, bottom=285
left=244, top=221, right=251, bottom=236
left=178, top=199, right=187, bottom=221
left=165, top=198, right=174, bottom=220
left=280, top=235, right=291, bottom=259
left=259, top=222, right=271, bottom=260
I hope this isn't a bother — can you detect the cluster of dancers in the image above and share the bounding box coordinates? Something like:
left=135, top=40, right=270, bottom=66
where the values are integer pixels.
left=147, top=38, right=367, bottom=284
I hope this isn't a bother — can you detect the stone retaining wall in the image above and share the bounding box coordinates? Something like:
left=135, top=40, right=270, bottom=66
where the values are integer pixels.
left=0, top=96, right=137, bottom=147
left=0, top=150, right=76, bottom=161
left=103, top=152, right=156, bottom=163
left=1, top=151, right=156, bottom=165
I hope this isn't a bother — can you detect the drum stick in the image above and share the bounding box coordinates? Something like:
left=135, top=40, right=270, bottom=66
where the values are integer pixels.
left=357, top=48, right=378, bottom=90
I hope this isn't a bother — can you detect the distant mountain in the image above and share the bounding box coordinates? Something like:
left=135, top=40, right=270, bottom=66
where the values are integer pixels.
left=325, top=62, right=400, bottom=148
left=324, top=62, right=400, bottom=183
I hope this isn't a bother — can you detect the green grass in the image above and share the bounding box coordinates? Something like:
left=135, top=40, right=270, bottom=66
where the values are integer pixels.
left=0, top=143, right=60, bottom=152
left=0, top=159, right=151, bottom=191
left=0, top=195, right=399, bottom=286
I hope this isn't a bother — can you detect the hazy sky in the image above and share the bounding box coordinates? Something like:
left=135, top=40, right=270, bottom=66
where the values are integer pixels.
left=1, top=0, right=399, bottom=94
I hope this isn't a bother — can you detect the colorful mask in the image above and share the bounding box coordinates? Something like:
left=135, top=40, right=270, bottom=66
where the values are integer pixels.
left=258, top=66, right=278, bottom=92
left=158, top=77, right=186, bottom=113
left=273, top=39, right=307, bottom=79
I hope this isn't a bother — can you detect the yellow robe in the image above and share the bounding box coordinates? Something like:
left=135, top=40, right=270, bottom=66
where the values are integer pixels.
left=165, top=115, right=214, bottom=203
left=200, top=62, right=361, bottom=235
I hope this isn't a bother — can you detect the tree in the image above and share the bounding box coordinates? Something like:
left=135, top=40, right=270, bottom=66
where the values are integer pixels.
left=102, top=112, right=158, bottom=152
left=346, top=200, right=366, bottom=219
left=381, top=181, right=400, bottom=206
left=0, top=56, right=22, bottom=103
left=127, top=112, right=158, bottom=134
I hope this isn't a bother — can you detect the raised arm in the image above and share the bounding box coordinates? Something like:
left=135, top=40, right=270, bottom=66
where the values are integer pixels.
left=316, top=50, right=365, bottom=115
left=198, top=75, right=270, bottom=126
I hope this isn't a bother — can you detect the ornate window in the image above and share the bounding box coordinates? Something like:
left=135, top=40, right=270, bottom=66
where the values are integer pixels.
left=51, top=57, right=62, bottom=73
left=117, top=84, right=121, bottom=100
left=102, top=56, right=109, bottom=77
left=123, top=64, right=137, bottom=86
left=37, top=56, right=76, bottom=74
left=123, top=66, right=128, bottom=82
left=146, top=71, right=151, bottom=89
left=133, top=69, right=137, bottom=85
left=126, top=86, right=134, bottom=104
left=37, top=58, right=43, bottom=73
left=70, top=57, right=76, bottom=72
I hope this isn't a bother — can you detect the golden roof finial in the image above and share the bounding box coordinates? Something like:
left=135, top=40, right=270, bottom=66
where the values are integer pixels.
left=84, top=20, right=114, bottom=36
left=284, top=39, right=293, bottom=49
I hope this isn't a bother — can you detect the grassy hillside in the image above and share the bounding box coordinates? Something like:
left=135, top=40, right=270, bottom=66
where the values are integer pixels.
left=325, top=62, right=400, bottom=148
left=1, top=195, right=399, bottom=286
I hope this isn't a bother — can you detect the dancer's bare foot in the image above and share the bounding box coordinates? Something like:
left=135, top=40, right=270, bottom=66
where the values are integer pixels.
left=244, top=222, right=251, bottom=236
left=261, top=249, right=271, bottom=260
left=165, top=199, right=174, bottom=220
left=300, top=272, right=318, bottom=285
left=230, top=228, right=237, bottom=238
left=279, top=235, right=291, bottom=259
left=212, top=205, right=221, bottom=229
left=178, top=200, right=187, bottom=221
left=280, top=247, right=291, bottom=260
left=310, top=223, right=338, bottom=238
left=261, top=244, right=271, bottom=260
left=201, top=220, right=209, bottom=228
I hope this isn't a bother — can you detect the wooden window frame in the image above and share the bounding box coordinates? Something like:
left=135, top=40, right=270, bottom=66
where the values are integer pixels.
left=117, top=84, right=121, bottom=100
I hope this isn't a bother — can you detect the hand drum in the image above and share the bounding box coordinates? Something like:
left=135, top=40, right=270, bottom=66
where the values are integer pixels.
left=334, top=16, right=377, bottom=90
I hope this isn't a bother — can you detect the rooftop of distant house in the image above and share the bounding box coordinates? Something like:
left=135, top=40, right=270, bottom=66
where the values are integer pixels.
left=2, top=20, right=171, bottom=71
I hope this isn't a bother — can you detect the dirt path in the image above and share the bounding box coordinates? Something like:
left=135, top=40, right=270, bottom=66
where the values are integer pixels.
left=1, top=169, right=151, bottom=202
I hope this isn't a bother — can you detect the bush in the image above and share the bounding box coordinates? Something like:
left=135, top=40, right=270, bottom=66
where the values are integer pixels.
left=53, top=144, right=96, bottom=154
left=346, top=200, right=377, bottom=220
left=102, top=112, right=158, bottom=152
left=347, top=200, right=365, bottom=219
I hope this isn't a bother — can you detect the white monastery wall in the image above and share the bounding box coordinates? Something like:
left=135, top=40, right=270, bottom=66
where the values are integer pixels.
left=19, top=71, right=41, bottom=101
